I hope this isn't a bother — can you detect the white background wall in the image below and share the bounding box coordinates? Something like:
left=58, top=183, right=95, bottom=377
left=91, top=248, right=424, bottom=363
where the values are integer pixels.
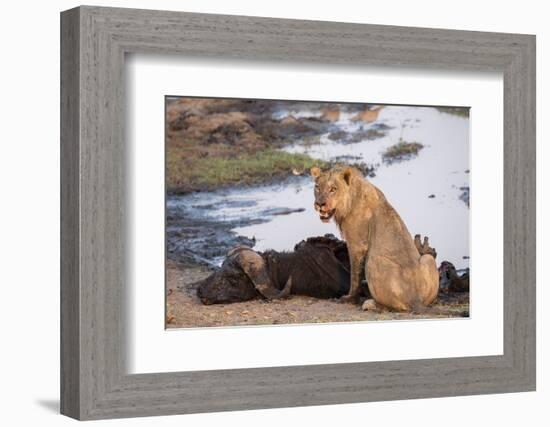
left=0, top=0, right=546, bottom=425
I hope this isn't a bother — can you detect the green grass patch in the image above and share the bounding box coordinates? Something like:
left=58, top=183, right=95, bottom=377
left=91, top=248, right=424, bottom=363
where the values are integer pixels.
left=168, top=149, right=327, bottom=193
left=435, top=107, right=469, bottom=118
left=383, top=140, right=424, bottom=163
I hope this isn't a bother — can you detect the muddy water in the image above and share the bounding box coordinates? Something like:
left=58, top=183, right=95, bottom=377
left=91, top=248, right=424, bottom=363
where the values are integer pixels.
left=169, top=105, right=470, bottom=269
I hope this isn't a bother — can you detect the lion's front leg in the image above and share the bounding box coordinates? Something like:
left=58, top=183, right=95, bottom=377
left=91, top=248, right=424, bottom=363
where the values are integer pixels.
left=339, top=250, right=365, bottom=304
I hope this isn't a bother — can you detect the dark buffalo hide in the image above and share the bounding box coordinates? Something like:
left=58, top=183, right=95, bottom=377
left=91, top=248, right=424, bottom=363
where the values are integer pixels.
left=438, top=261, right=470, bottom=293
left=196, top=234, right=367, bottom=305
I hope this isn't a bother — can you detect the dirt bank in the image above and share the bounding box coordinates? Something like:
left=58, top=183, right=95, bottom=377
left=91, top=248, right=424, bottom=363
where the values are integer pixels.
left=166, top=98, right=385, bottom=194
left=166, top=98, right=331, bottom=193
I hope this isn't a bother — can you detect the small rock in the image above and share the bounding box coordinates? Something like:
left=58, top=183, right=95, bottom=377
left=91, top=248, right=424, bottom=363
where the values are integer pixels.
left=428, top=194, right=436, bottom=198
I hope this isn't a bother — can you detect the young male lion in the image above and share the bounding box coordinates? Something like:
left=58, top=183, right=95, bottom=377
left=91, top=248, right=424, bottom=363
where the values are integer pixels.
left=310, top=165, right=439, bottom=312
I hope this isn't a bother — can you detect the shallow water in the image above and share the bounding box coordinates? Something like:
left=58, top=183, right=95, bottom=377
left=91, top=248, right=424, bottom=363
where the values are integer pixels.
left=169, top=105, right=470, bottom=269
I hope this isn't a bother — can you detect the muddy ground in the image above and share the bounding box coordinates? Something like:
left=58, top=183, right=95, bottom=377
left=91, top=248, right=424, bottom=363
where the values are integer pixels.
left=166, top=260, right=469, bottom=329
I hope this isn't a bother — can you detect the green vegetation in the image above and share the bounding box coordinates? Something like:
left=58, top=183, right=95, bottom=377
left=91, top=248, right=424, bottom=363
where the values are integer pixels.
left=168, top=148, right=327, bottom=193
left=383, top=140, right=424, bottom=162
left=166, top=98, right=334, bottom=193
left=435, top=107, right=470, bottom=118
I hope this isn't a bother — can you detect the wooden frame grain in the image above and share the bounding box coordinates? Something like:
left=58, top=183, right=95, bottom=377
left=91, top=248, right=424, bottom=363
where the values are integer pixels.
left=60, top=5, right=536, bottom=420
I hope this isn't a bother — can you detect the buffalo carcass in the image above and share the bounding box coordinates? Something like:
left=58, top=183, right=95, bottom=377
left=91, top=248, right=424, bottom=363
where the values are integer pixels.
left=196, top=234, right=366, bottom=305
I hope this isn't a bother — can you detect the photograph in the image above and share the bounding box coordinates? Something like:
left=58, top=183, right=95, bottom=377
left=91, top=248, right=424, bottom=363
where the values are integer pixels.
left=165, top=96, right=471, bottom=328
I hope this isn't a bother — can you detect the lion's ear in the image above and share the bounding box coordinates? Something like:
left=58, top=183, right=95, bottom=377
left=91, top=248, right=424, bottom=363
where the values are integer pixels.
left=310, top=166, right=321, bottom=179
left=341, top=167, right=353, bottom=186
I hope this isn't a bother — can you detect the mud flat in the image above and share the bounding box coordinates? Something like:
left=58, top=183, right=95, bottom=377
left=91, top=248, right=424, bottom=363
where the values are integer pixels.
left=167, top=176, right=309, bottom=267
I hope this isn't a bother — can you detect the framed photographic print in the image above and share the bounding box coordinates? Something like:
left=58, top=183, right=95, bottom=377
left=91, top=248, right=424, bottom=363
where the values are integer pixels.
left=61, top=6, right=536, bottom=420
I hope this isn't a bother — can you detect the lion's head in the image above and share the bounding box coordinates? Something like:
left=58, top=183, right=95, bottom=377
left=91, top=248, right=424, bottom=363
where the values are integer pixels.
left=310, top=166, right=357, bottom=223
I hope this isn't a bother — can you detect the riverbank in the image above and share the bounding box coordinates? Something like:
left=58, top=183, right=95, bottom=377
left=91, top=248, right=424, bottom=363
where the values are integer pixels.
left=167, top=98, right=329, bottom=193
left=166, top=98, right=387, bottom=194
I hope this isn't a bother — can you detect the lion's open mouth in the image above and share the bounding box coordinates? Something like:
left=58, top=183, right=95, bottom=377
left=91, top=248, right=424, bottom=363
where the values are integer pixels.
left=319, top=209, right=335, bottom=223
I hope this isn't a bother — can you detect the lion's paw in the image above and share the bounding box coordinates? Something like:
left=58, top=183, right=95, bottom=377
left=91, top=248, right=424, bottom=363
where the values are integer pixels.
left=338, top=294, right=359, bottom=304
left=361, top=299, right=386, bottom=312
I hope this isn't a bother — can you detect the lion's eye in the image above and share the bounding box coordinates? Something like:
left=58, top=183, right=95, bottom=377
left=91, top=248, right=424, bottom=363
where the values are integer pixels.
left=329, top=187, right=337, bottom=193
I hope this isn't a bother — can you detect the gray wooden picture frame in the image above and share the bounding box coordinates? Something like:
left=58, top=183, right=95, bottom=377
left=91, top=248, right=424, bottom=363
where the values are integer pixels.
left=60, top=5, right=536, bottom=421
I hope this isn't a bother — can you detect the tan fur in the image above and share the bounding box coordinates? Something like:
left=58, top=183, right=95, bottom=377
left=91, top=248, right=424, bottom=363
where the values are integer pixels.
left=311, top=165, right=439, bottom=311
